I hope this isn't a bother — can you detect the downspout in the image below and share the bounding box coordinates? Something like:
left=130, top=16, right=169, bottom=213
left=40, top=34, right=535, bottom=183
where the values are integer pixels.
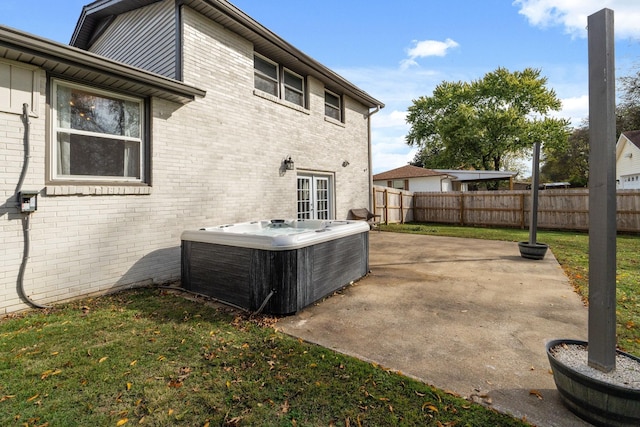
left=366, top=105, right=381, bottom=211
left=16, top=103, right=50, bottom=309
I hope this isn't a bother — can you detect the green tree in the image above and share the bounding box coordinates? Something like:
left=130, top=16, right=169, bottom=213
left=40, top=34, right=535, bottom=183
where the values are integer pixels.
left=407, top=67, right=570, bottom=175
left=541, top=125, right=589, bottom=187
left=616, top=68, right=640, bottom=134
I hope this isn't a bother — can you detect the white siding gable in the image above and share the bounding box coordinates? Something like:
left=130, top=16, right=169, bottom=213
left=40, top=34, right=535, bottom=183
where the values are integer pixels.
left=616, top=134, right=640, bottom=189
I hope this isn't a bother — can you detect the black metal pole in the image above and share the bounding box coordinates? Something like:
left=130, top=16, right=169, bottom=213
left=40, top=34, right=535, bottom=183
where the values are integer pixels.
left=587, top=8, right=617, bottom=373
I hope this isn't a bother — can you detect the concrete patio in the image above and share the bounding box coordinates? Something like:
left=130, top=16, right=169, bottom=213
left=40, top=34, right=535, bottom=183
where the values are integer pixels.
left=276, top=231, right=592, bottom=427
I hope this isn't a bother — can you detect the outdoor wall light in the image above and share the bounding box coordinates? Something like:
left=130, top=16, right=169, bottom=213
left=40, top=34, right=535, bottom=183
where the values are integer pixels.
left=342, top=160, right=350, bottom=167
left=284, top=156, right=295, bottom=170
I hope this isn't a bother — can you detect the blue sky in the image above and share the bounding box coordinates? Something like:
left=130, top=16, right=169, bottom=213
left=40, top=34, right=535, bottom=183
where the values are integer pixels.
left=1, top=0, right=639, bottom=173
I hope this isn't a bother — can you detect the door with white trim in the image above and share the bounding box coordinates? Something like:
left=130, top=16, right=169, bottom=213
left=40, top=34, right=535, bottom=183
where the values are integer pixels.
left=297, top=175, right=332, bottom=219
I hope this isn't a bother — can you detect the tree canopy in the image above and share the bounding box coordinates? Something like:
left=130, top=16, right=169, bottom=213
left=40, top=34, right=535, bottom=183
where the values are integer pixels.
left=406, top=67, right=570, bottom=172
left=541, top=66, right=640, bottom=187
left=616, top=69, right=640, bottom=135
left=541, top=125, right=589, bottom=187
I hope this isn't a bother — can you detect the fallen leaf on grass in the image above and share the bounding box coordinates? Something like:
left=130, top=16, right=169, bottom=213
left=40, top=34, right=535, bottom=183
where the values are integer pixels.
left=626, top=321, right=635, bottom=329
left=422, top=403, right=439, bottom=412
left=116, top=418, right=128, bottom=426
left=27, top=393, right=39, bottom=402
left=0, top=395, right=15, bottom=402
left=99, top=357, right=108, bottom=363
left=225, top=416, right=242, bottom=426
left=168, top=380, right=183, bottom=389
left=41, top=369, right=62, bottom=379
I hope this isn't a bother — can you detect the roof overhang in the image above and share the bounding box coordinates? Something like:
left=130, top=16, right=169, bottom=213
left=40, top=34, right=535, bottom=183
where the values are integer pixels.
left=434, top=170, right=518, bottom=182
left=70, top=0, right=384, bottom=110
left=0, top=24, right=205, bottom=104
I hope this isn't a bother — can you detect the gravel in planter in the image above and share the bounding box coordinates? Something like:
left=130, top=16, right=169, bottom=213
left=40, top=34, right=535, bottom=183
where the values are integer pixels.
left=550, top=343, right=640, bottom=389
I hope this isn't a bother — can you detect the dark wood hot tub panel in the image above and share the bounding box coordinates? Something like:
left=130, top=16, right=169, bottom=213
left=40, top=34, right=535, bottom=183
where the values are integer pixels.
left=181, top=231, right=369, bottom=315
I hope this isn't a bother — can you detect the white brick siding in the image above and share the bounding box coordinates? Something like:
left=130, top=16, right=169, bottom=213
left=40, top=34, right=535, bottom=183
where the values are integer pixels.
left=0, top=5, right=374, bottom=314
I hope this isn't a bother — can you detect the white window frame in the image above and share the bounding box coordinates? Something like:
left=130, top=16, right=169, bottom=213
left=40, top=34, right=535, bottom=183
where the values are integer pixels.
left=254, top=54, right=306, bottom=108
left=283, top=68, right=305, bottom=107
left=297, top=174, right=333, bottom=220
left=253, top=54, right=279, bottom=98
left=51, top=79, right=145, bottom=183
left=324, top=89, right=342, bottom=122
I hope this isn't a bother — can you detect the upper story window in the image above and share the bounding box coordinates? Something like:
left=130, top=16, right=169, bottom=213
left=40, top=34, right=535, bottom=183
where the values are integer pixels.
left=254, top=55, right=278, bottom=97
left=52, top=79, right=145, bottom=182
left=254, top=54, right=305, bottom=108
left=324, top=90, right=342, bottom=122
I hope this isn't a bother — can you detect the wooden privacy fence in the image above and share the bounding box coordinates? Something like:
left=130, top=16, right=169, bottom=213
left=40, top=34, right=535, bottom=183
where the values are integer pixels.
left=373, top=186, right=640, bottom=233
left=373, top=186, right=414, bottom=224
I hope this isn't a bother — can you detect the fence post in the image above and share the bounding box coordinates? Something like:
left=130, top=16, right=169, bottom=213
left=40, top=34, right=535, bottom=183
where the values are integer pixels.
left=520, top=192, right=525, bottom=229
left=460, top=193, right=465, bottom=225
left=384, top=189, right=389, bottom=225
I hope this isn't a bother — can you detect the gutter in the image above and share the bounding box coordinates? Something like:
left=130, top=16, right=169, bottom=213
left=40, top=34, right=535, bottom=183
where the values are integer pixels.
left=366, top=106, right=382, bottom=211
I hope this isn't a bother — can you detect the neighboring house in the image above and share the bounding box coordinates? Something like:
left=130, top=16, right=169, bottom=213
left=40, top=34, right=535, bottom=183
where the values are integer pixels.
left=373, top=165, right=517, bottom=192
left=0, top=0, right=383, bottom=314
left=616, top=130, right=640, bottom=189
left=373, top=165, right=453, bottom=192
left=433, top=169, right=517, bottom=191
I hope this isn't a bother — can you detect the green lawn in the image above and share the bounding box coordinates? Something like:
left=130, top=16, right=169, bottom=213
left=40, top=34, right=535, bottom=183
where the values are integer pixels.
left=0, top=288, right=529, bottom=426
left=381, top=222, right=640, bottom=356
left=2, top=223, right=637, bottom=426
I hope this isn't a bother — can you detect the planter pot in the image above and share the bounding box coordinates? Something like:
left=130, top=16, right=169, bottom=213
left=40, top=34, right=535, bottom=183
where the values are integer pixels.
left=546, top=339, right=640, bottom=427
left=518, top=241, right=548, bottom=260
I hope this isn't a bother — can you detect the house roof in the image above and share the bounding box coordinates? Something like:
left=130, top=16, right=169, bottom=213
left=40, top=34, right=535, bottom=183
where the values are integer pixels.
left=70, top=0, right=385, bottom=110
left=372, top=165, right=449, bottom=181
left=621, top=130, right=640, bottom=149
left=434, top=169, right=517, bottom=182
left=0, top=24, right=205, bottom=104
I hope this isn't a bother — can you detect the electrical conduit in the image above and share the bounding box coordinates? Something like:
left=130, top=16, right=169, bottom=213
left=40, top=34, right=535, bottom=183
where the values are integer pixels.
left=16, top=103, right=50, bottom=309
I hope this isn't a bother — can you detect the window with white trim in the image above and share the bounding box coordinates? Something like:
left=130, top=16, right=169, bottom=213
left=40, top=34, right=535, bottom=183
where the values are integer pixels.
left=254, top=54, right=305, bottom=108
left=52, top=80, right=145, bottom=182
left=324, top=90, right=342, bottom=121
left=297, top=174, right=332, bottom=220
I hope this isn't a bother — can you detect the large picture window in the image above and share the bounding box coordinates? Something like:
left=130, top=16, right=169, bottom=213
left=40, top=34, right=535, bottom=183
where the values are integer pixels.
left=52, top=80, right=144, bottom=182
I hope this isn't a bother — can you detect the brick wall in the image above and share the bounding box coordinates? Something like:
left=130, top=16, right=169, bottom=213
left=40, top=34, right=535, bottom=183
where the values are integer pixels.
left=0, top=6, right=373, bottom=314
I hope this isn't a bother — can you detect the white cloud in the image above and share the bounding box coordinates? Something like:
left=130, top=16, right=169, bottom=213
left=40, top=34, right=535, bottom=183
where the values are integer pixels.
left=374, top=110, right=408, bottom=129
left=514, top=0, right=640, bottom=39
left=401, top=38, right=460, bottom=69
left=557, top=94, right=589, bottom=126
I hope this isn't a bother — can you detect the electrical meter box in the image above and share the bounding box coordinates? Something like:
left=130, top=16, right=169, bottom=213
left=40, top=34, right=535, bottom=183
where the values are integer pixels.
left=19, top=190, right=38, bottom=213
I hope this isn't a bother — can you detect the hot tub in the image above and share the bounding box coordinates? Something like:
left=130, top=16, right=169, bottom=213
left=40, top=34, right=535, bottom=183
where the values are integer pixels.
left=180, top=219, right=370, bottom=315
